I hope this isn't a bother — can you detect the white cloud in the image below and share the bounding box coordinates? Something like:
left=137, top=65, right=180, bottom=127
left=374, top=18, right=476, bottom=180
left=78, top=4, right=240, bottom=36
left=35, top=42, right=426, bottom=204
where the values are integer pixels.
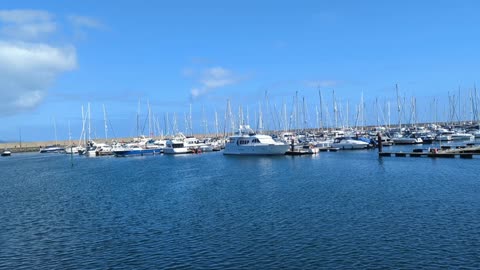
left=0, top=9, right=51, bottom=24
left=305, top=80, right=339, bottom=88
left=0, top=9, right=100, bottom=115
left=0, top=41, right=77, bottom=114
left=67, top=15, right=104, bottom=30
left=190, top=66, right=240, bottom=99
left=0, top=9, right=56, bottom=39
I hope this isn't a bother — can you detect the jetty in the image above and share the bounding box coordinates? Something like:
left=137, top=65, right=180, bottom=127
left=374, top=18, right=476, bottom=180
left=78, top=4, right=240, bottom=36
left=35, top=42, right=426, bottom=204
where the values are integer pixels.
left=378, top=144, right=480, bottom=159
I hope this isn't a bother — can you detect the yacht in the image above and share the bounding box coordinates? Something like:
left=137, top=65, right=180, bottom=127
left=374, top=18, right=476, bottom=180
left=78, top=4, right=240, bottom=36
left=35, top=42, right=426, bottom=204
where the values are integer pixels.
left=184, top=137, right=214, bottom=152
left=39, top=145, right=65, bottom=153
left=434, top=133, right=452, bottom=142
left=469, top=129, right=480, bottom=138
left=331, top=137, right=369, bottom=150
left=152, top=139, right=168, bottom=153
left=65, top=145, right=84, bottom=154
left=112, top=136, right=161, bottom=157
left=223, top=125, right=289, bottom=155
left=83, top=141, right=112, bottom=157
left=392, top=134, right=423, bottom=144
left=1, top=149, right=11, bottom=156
left=450, top=133, right=474, bottom=141
left=163, top=139, right=192, bottom=154
left=113, top=144, right=161, bottom=157
left=94, top=143, right=114, bottom=156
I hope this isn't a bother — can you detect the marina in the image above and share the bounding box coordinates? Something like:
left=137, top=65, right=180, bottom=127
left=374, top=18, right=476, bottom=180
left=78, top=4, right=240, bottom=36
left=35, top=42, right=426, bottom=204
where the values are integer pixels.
left=2, top=2, right=480, bottom=269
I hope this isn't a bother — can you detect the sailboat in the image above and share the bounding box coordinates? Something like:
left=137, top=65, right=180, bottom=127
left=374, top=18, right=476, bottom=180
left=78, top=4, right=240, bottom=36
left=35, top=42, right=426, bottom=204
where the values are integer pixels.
left=39, top=117, right=65, bottom=153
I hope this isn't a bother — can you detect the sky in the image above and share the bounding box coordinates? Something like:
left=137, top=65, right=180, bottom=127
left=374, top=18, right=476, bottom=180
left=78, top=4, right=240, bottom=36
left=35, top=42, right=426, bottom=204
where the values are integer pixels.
left=1, top=0, right=480, bottom=141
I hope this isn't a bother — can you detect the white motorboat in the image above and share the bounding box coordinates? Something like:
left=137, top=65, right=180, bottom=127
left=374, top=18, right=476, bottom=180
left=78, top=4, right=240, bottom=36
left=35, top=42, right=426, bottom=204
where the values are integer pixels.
left=392, top=134, right=423, bottom=144
left=84, top=141, right=113, bottom=157
left=434, top=134, right=452, bottom=141
left=469, top=130, right=480, bottom=138
left=112, top=143, right=161, bottom=157
left=223, top=125, right=289, bottom=155
left=451, top=133, right=474, bottom=141
left=39, top=146, right=65, bottom=153
left=163, top=139, right=192, bottom=154
left=331, top=137, right=369, bottom=149
left=1, top=149, right=11, bottom=156
left=184, top=137, right=213, bottom=152
left=65, top=145, right=83, bottom=154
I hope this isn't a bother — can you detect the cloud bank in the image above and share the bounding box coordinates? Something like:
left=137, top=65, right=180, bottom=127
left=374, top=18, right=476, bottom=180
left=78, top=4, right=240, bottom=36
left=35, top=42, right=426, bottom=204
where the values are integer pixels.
left=0, top=9, right=101, bottom=115
left=0, top=41, right=76, bottom=113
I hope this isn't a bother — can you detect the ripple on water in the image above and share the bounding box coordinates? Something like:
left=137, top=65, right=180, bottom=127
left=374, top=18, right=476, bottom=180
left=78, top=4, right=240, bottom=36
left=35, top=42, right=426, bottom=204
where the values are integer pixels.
left=1, top=150, right=480, bottom=269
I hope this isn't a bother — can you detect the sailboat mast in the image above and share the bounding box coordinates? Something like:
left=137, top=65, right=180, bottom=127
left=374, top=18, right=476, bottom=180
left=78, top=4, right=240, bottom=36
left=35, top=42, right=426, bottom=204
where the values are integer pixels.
left=214, top=110, right=219, bottom=138
left=80, top=105, right=86, bottom=146
left=189, top=103, right=193, bottom=136
left=103, top=104, right=108, bottom=141
left=396, top=84, right=401, bottom=129
left=87, top=102, right=91, bottom=142
left=53, top=117, right=58, bottom=146
left=295, top=91, right=299, bottom=132
left=333, top=90, right=338, bottom=130
left=68, top=121, right=72, bottom=145
left=318, top=89, right=324, bottom=131
left=302, top=96, right=307, bottom=131
left=346, top=99, right=350, bottom=129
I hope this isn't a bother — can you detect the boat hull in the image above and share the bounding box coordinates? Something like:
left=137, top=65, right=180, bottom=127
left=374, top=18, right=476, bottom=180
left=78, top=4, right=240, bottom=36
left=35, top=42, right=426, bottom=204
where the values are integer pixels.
left=39, top=147, right=65, bottom=153
left=331, top=143, right=368, bottom=150
left=163, top=148, right=192, bottom=154
left=392, top=139, right=423, bottom=144
left=113, top=149, right=161, bottom=157
left=223, top=144, right=289, bottom=155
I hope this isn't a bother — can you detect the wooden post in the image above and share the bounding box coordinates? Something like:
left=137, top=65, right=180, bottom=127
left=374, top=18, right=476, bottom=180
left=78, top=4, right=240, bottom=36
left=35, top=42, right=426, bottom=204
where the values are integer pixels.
left=377, top=133, right=383, bottom=153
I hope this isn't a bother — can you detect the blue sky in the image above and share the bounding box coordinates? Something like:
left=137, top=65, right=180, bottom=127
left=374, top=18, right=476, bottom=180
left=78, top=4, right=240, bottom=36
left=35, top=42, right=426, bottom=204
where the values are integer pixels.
left=1, top=1, right=480, bottom=141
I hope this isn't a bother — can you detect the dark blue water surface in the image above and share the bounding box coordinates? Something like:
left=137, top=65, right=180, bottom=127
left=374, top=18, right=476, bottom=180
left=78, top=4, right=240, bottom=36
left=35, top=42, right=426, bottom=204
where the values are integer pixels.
left=1, top=147, right=480, bottom=269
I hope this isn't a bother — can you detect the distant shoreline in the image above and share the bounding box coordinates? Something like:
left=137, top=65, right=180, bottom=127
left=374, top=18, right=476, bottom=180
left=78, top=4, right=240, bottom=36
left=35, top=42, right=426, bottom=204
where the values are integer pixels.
left=0, top=141, right=65, bottom=153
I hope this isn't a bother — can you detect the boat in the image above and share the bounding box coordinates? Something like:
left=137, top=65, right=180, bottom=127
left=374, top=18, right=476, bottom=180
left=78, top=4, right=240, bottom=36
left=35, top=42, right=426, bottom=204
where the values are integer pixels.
left=65, top=145, right=84, bottom=154
left=39, top=145, right=65, bottom=153
left=163, top=139, right=192, bottom=154
left=450, top=133, right=474, bottom=141
left=331, top=137, right=369, bottom=149
left=184, top=137, right=214, bottom=153
left=113, top=135, right=163, bottom=157
left=377, top=135, right=393, bottom=146
left=419, top=133, right=435, bottom=144
left=1, top=149, right=11, bottom=156
left=285, top=144, right=319, bottom=155
left=152, top=139, right=168, bottom=153
left=434, top=133, right=452, bottom=141
left=223, top=125, right=289, bottom=155
left=468, top=129, right=480, bottom=138
left=113, top=145, right=161, bottom=157
left=392, top=134, right=423, bottom=144
left=84, top=141, right=114, bottom=157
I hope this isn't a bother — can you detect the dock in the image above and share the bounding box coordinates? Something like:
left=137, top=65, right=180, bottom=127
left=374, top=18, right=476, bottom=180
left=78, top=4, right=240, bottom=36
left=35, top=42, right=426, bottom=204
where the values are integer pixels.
left=379, top=145, right=480, bottom=159
left=379, top=152, right=474, bottom=159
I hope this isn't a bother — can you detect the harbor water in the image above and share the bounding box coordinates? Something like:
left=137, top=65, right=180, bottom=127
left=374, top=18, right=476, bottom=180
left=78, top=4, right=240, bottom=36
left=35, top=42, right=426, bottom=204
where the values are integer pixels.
left=1, top=148, right=479, bottom=269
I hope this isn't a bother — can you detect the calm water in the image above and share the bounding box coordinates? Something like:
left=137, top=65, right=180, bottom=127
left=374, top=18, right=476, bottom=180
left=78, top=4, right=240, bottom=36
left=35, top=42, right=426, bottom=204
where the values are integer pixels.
left=1, top=147, right=479, bottom=269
